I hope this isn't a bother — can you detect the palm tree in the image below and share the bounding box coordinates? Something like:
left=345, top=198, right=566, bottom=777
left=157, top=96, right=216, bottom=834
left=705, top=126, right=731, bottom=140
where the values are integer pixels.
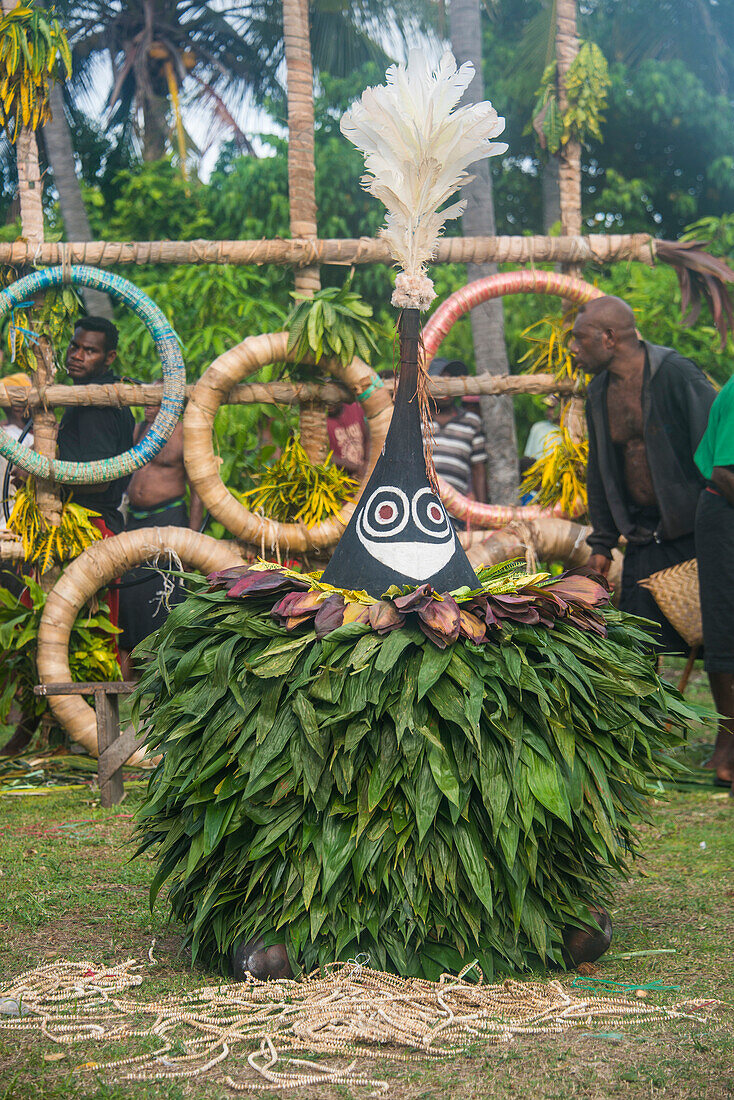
left=59, top=0, right=425, bottom=166
left=449, top=0, right=518, bottom=504
left=42, top=84, right=112, bottom=316
left=283, top=0, right=319, bottom=297
left=554, top=0, right=580, bottom=237
left=59, top=0, right=258, bottom=165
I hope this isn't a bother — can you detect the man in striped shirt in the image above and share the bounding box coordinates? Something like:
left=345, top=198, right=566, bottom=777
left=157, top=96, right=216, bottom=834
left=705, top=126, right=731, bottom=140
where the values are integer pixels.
left=428, top=358, right=487, bottom=503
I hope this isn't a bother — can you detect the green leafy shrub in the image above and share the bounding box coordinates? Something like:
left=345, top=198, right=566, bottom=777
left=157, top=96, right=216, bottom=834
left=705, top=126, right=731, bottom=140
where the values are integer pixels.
left=134, top=574, right=695, bottom=979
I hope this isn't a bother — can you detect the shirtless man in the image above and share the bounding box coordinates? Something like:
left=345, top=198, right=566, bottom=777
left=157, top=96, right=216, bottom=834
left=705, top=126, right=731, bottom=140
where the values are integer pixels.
left=118, top=405, right=204, bottom=676
left=570, top=296, right=716, bottom=652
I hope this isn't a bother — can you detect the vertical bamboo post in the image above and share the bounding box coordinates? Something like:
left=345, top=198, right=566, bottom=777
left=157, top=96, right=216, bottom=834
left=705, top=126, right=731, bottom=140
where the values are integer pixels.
left=283, top=0, right=329, bottom=464
left=555, top=0, right=585, bottom=442
left=555, top=0, right=582, bottom=240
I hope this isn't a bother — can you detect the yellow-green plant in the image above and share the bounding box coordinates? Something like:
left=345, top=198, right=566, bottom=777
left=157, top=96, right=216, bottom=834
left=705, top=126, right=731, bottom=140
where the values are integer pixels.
left=8, top=478, right=102, bottom=572
left=2, top=281, right=82, bottom=375
left=240, top=436, right=358, bottom=528
left=520, top=422, right=588, bottom=515
left=530, top=42, right=610, bottom=154
left=0, top=2, right=72, bottom=141
left=518, top=311, right=582, bottom=383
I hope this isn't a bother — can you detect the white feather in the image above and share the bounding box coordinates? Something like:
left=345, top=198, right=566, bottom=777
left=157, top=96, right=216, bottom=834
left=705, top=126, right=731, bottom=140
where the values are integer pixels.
left=341, top=50, right=507, bottom=309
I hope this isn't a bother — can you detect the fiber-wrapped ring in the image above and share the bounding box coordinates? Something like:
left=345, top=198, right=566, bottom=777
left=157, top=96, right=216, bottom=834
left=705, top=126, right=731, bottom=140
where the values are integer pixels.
left=0, top=265, right=185, bottom=484
left=184, top=332, right=393, bottom=551
left=422, top=270, right=602, bottom=528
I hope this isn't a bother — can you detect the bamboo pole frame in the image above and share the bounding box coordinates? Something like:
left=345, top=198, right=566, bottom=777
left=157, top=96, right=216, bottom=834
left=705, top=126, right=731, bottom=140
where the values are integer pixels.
left=0, top=372, right=580, bottom=409
left=0, top=233, right=657, bottom=268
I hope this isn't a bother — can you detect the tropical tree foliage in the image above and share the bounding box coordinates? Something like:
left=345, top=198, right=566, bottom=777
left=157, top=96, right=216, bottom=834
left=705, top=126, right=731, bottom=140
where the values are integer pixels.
left=0, top=2, right=71, bottom=141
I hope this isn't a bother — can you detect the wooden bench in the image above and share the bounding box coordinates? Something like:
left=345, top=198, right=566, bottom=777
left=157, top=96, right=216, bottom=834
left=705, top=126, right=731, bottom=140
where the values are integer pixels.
left=33, top=681, right=143, bottom=806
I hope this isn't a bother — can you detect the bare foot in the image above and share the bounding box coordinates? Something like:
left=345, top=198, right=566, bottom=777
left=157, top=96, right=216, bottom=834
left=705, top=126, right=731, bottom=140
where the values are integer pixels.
left=562, top=906, right=613, bottom=967
left=232, top=937, right=293, bottom=981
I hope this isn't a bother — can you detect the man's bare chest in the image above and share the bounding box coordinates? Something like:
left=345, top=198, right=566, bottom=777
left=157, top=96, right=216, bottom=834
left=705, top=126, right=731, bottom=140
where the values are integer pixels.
left=606, top=382, right=644, bottom=445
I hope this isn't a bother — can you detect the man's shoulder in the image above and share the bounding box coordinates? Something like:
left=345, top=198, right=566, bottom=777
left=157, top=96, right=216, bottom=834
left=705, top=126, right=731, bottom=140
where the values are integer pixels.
left=645, top=342, right=703, bottom=379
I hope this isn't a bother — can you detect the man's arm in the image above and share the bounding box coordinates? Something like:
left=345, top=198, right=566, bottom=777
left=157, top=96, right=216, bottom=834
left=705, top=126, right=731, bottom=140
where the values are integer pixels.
left=711, top=466, right=734, bottom=507
left=471, top=459, right=486, bottom=504
left=188, top=485, right=205, bottom=531
left=585, top=405, right=619, bottom=569
left=470, top=420, right=487, bottom=503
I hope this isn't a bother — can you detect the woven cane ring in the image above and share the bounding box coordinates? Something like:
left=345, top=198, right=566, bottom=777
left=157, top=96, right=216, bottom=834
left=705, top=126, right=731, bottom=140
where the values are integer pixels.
left=183, top=331, right=393, bottom=551
left=422, top=270, right=602, bottom=528
left=37, top=527, right=244, bottom=758
left=0, top=265, right=185, bottom=484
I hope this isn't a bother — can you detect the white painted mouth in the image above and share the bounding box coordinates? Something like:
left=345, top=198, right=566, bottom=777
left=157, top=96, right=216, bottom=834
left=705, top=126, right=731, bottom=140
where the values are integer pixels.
left=355, top=527, right=456, bottom=580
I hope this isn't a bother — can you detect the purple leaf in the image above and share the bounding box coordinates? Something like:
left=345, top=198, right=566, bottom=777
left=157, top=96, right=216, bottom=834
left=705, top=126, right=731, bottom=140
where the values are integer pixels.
left=368, top=601, right=404, bottom=634
left=544, top=573, right=610, bottom=608
left=271, top=589, right=323, bottom=627
left=393, top=584, right=435, bottom=613
left=207, top=565, right=251, bottom=588
left=228, top=568, right=306, bottom=599
left=418, top=594, right=461, bottom=648
left=470, top=597, right=502, bottom=629
left=314, top=595, right=346, bottom=638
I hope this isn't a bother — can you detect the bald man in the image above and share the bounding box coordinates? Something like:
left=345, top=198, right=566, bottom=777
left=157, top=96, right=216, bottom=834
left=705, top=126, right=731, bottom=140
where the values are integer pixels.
left=570, top=296, right=716, bottom=652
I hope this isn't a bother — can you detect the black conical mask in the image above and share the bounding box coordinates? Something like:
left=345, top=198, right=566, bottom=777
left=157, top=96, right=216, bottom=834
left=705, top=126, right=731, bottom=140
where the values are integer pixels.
left=321, top=310, right=478, bottom=598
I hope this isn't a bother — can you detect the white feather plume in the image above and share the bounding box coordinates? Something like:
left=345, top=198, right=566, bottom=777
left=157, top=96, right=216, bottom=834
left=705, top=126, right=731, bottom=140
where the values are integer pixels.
left=341, top=50, right=508, bottom=310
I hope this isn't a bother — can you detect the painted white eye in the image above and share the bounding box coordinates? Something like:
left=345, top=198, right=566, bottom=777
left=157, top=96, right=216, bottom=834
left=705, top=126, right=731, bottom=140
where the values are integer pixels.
left=360, top=486, right=409, bottom=538
left=411, top=487, right=451, bottom=539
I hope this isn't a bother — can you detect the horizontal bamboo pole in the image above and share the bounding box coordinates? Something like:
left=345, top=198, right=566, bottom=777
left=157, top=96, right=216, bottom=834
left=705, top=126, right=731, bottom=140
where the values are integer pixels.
left=0, top=535, right=24, bottom=561
left=0, top=233, right=656, bottom=269
left=0, top=373, right=580, bottom=410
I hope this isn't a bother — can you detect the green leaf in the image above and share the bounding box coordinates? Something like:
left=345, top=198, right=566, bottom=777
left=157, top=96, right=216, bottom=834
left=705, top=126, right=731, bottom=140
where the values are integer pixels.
left=415, top=758, right=441, bottom=843
left=417, top=645, right=453, bottom=701
left=526, top=754, right=572, bottom=826
left=455, top=820, right=493, bottom=916
left=428, top=744, right=460, bottom=807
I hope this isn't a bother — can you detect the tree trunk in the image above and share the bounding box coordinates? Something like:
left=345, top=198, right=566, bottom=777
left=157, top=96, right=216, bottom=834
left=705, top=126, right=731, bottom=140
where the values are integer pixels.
left=554, top=0, right=586, bottom=444
left=42, top=84, right=112, bottom=318
left=449, top=0, right=518, bottom=504
left=15, top=126, right=44, bottom=244
left=142, top=90, right=169, bottom=162
left=283, top=0, right=320, bottom=299
left=555, top=0, right=582, bottom=238
left=542, top=155, right=562, bottom=233
left=283, top=0, right=326, bottom=463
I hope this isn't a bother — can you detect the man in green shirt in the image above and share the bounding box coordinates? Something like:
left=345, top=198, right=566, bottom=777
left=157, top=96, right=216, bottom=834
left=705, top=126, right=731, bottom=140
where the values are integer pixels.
left=694, top=376, right=734, bottom=794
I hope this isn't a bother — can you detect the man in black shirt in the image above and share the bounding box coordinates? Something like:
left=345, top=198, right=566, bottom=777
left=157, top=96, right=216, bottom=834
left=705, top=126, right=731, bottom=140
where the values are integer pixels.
left=571, top=295, right=716, bottom=652
left=57, top=317, right=135, bottom=535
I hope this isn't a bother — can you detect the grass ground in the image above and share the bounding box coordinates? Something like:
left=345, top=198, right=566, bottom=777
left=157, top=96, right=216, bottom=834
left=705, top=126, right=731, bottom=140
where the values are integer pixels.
left=0, top=777, right=731, bottom=1099
left=0, top=657, right=730, bottom=1098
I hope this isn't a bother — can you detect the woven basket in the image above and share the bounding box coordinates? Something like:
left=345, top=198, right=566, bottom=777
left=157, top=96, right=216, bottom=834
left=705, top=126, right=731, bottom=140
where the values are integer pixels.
left=638, top=558, right=703, bottom=648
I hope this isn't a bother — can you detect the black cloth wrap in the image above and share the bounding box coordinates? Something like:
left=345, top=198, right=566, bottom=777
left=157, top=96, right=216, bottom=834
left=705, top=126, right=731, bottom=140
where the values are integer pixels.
left=57, top=369, right=136, bottom=534
left=618, top=502, right=696, bottom=656
left=118, top=500, right=188, bottom=652
left=695, top=489, right=734, bottom=673
left=586, top=342, right=716, bottom=558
